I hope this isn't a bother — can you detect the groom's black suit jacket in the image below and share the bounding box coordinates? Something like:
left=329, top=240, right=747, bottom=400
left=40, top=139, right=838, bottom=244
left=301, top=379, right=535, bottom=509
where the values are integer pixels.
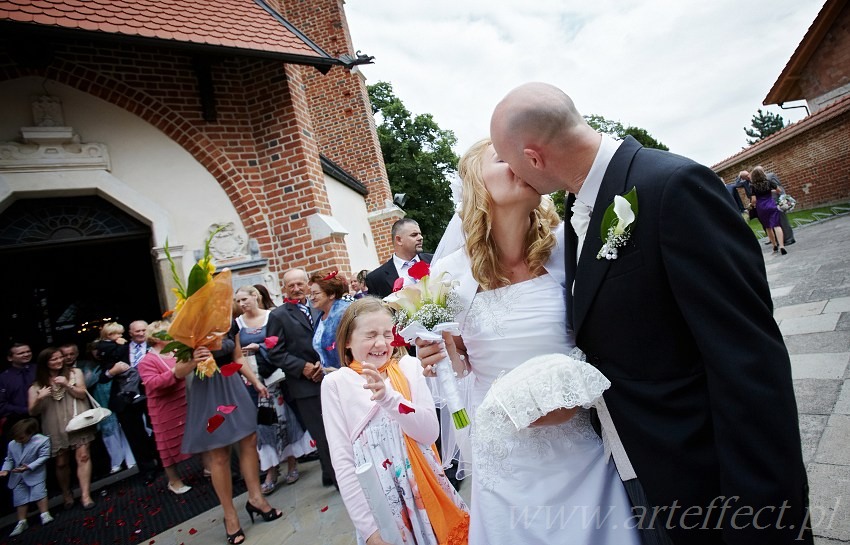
left=365, top=252, right=433, bottom=299
left=566, top=137, right=810, bottom=544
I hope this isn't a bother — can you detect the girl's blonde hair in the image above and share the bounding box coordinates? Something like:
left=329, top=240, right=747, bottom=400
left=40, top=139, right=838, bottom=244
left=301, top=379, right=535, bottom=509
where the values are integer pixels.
left=100, top=322, right=124, bottom=339
left=458, top=138, right=560, bottom=290
left=335, top=298, right=407, bottom=366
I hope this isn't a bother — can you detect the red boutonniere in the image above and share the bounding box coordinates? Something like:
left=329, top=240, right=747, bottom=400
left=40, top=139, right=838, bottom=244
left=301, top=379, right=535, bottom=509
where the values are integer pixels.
left=408, top=260, right=429, bottom=280
left=264, top=336, right=279, bottom=349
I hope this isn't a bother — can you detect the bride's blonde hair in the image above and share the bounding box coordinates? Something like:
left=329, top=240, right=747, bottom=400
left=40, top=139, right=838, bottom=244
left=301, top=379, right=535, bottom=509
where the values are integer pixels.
left=458, top=138, right=560, bottom=290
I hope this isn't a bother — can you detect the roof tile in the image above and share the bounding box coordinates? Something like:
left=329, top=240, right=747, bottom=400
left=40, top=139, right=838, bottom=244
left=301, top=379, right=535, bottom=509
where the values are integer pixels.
left=0, top=0, right=327, bottom=60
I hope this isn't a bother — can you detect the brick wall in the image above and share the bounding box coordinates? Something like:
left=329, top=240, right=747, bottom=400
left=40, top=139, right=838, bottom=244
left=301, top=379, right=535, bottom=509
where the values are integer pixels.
left=800, top=2, right=850, bottom=104
left=282, top=0, right=401, bottom=263
left=0, top=35, right=362, bottom=280
left=714, top=105, right=850, bottom=210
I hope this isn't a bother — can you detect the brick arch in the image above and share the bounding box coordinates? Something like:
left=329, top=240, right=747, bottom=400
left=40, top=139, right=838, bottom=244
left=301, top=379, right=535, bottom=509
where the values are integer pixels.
left=0, top=61, right=274, bottom=251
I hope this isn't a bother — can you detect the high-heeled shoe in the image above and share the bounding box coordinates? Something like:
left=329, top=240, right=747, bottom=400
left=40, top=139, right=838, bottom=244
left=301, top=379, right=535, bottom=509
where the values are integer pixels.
left=780, top=247, right=788, bottom=255
left=225, top=524, right=245, bottom=544
left=245, top=501, right=283, bottom=523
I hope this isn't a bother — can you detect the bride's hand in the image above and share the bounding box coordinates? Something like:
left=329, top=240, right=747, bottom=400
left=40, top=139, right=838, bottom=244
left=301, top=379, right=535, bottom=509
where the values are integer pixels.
left=530, top=407, right=578, bottom=427
left=415, top=338, right=444, bottom=377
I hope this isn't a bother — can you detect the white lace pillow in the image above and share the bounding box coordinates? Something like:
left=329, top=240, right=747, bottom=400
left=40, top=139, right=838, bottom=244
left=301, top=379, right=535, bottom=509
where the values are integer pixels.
left=477, top=353, right=610, bottom=433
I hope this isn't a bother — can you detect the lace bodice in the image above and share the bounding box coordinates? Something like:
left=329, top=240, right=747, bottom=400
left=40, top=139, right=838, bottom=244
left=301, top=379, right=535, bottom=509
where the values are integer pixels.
left=462, top=274, right=573, bottom=407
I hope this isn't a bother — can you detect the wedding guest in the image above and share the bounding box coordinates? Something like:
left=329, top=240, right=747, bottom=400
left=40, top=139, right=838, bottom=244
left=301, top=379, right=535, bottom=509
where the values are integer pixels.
left=180, top=336, right=281, bottom=545
left=233, top=285, right=308, bottom=495
left=266, top=268, right=336, bottom=487
left=365, top=219, right=432, bottom=298
left=254, top=284, right=277, bottom=310
left=71, top=342, right=136, bottom=475
left=97, top=323, right=159, bottom=485
left=322, top=298, right=468, bottom=545
left=349, top=270, right=369, bottom=299
left=1, top=418, right=53, bottom=537
left=0, top=344, right=35, bottom=463
left=27, top=347, right=96, bottom=510
left=136, top=321, right=192, bottom=495
left=309, top=271, right=351, bottom=371
left=750, top=166, right=788, bottom=254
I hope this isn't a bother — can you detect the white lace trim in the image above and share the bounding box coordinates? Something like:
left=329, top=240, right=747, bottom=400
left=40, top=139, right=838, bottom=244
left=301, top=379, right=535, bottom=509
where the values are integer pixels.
left=472, top=353, right=610, bottom=490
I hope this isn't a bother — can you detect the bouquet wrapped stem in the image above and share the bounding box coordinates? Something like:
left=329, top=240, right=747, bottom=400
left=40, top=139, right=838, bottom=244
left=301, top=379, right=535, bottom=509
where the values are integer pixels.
left=399, top=323, right=470, bottom=430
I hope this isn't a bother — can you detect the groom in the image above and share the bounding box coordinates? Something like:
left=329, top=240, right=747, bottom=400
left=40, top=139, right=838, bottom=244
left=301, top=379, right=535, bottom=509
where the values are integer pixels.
left=489, top=83, right=811, bottom=544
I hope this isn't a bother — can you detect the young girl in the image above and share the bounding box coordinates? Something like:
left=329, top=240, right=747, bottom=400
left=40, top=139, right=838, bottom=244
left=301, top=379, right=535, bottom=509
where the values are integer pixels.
left=321, top=298, right=468, bottom=545
left=1, top=418, right=53, bottom=536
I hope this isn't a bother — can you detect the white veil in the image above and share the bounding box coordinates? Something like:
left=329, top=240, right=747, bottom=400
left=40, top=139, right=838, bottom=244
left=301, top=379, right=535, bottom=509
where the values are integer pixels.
left=428, top=174, right=476, bottom=479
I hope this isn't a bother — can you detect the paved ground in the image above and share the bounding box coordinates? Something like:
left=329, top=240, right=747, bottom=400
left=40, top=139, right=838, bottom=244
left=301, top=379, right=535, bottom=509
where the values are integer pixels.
left=148, top=213, right=850, bottom=545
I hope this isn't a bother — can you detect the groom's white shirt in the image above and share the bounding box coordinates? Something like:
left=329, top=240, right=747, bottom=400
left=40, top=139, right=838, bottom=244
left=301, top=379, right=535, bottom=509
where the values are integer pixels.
left=574, top=133, right=622, bottom=218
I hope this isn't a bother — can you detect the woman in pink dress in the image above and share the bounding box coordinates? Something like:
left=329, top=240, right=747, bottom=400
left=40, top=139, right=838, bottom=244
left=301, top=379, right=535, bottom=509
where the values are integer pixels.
left=137, top=321, right=193, bottom=494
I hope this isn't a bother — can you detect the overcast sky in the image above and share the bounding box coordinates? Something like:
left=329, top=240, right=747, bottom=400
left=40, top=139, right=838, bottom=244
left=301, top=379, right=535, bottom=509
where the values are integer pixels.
left=345, top=0, right=824, bottom=169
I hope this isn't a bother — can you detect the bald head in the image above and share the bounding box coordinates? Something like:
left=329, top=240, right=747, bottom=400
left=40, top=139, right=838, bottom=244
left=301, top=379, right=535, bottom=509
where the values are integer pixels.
left=491, top=82, right=585, bottom=148
left=490, top=82, right=599, bottom=195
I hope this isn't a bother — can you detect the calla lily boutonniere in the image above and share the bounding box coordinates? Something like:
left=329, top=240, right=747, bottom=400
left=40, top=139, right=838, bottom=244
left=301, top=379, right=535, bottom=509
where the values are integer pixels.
left=597, top=187, right=638, bottom=260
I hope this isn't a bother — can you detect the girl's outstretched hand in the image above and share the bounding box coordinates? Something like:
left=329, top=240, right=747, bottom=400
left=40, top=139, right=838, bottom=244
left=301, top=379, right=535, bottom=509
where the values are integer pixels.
left=361, top=362, right=386, bottom=401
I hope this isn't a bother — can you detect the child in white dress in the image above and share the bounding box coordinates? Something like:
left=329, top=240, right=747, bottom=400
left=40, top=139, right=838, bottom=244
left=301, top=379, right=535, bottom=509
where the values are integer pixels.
left=322, top=298, right=468, bottom=545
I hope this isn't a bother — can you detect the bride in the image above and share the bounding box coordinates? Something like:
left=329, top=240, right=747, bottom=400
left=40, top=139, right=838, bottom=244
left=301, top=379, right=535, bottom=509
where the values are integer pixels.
left=418, top=139, right=639, bottom=544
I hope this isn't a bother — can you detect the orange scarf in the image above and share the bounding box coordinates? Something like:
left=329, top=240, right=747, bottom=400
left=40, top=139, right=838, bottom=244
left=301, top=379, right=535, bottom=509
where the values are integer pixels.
left=349, top=360, right=469, bottom=544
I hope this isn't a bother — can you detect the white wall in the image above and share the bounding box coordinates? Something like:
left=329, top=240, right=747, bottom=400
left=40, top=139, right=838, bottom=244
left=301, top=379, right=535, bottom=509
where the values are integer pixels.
left=323, top=173, right=380, bottom=275
left=0, top=77, right=249, bottom=280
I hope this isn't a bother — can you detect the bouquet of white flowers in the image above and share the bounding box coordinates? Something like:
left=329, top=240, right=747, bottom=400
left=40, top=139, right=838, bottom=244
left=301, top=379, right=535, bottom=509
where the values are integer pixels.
left=778, top=194, right=797, bottom=212
left=384, top=261, right=469, bottom=429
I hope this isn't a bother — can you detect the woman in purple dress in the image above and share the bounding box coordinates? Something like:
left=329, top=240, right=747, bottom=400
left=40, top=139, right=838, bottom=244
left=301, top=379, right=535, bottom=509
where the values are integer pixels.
left=750, top=166, right=787, bottom=255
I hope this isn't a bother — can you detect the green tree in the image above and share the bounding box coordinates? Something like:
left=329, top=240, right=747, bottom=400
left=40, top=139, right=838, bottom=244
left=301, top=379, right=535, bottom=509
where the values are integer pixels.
left=551, top=115, right=668, bottom=217
left=368, top=81, right=458, bottom=253
left=744, top=109, right=786, bottom=145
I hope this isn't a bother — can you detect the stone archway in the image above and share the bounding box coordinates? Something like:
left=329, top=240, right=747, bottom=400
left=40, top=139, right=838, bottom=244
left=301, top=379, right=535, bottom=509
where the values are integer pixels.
left=0, top=196, right=162, bottom=348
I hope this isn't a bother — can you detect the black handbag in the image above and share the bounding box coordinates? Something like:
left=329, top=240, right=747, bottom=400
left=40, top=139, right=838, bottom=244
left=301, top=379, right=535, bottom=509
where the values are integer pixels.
left=257, top=396, right=277, bottom=426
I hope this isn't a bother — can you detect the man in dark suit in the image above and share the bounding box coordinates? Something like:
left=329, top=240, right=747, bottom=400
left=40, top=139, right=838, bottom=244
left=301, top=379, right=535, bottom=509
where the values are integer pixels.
left=265, top=268, right=335, bottom=486
left=489, top=83, right=811, bottom=544
left=365, top=218, right=433, bottom=298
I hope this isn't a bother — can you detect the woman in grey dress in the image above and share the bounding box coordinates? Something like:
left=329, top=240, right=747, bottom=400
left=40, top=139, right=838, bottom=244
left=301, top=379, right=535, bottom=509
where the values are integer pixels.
left=180, top=340, right=282, bottom=545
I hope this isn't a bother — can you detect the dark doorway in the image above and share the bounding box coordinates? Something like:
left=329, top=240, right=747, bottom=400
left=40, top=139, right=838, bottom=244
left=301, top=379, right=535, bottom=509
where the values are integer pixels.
left=0, top=196, right=163, bottom=352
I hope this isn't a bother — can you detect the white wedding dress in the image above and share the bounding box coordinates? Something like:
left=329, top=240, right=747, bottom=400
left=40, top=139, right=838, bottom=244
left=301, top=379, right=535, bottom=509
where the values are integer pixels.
left=461, top=274, right=640, bottom=545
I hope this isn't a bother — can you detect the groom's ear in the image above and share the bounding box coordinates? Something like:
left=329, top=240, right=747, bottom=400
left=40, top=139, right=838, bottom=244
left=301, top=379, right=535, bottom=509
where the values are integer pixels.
left=522, top=147, right=545, bottom=170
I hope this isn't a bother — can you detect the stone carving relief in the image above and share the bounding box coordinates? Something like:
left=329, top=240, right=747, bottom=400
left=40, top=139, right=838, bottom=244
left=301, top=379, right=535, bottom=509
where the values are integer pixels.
left=208, top=222, right=248, bottom=262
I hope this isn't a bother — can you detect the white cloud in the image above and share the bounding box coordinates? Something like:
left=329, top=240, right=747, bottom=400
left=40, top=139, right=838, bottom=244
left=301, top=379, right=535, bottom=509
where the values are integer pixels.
left=345, top=0, right=823, bottom=167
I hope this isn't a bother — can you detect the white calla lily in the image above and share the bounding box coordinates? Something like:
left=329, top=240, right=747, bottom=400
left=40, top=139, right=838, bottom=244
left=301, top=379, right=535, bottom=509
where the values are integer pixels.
left=612, top=195, right=636, bottom=235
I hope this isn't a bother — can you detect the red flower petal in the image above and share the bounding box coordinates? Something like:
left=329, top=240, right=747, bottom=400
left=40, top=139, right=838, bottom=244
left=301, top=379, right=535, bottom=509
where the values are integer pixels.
left=207, top=414, right=225, bottom=433
left=408, top=260, right=430, bottom=280
left=310, top=439, right=317, bottom=448
left=216, top=405, right=237, bottom=414
left=392, top=277, right=405, bottom=293
left=264, top=336, right=279, bottom=349
left=382, top=458, right=392, bottom=469
left=391, top=326, right=408, bottom=348
left=188, top=528, right=198, bottom=535
left=324, top=341, right=336, bottom=351
left=320, top=505, right=328, bottom=512
left=220, top=362, right=242, bottom=377
left=398, top=403, right=415, bottom=414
